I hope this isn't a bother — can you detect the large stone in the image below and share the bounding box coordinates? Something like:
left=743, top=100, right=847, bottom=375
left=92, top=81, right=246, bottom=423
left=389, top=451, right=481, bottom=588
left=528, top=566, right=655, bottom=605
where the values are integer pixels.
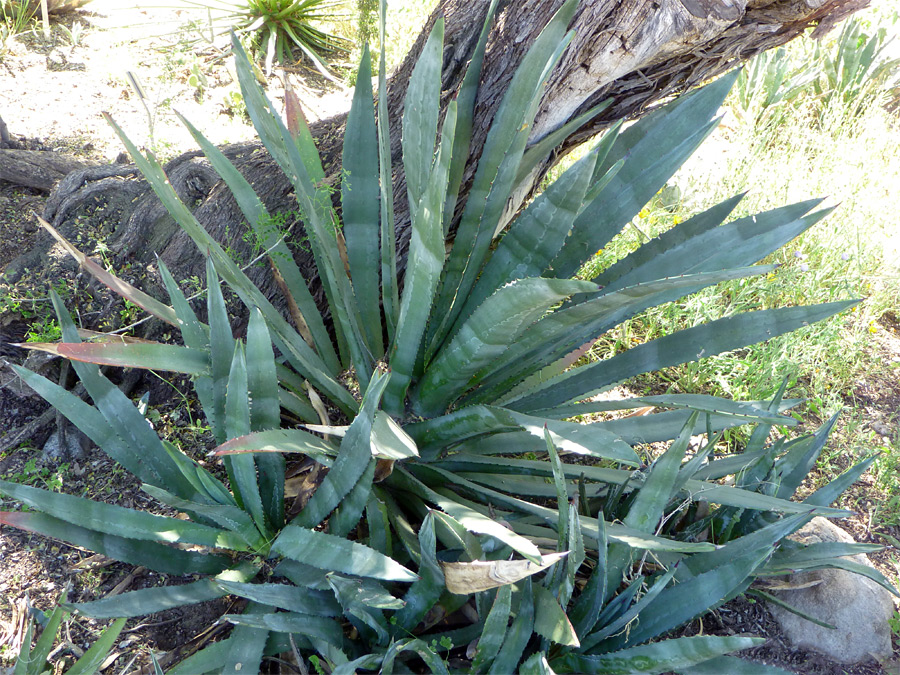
left=765, top=517, right=896, bottom=664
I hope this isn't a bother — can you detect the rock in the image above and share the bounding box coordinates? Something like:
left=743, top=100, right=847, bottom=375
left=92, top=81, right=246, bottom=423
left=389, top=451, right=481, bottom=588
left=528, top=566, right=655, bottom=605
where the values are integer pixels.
left=765, top=517, right=896, bottom=664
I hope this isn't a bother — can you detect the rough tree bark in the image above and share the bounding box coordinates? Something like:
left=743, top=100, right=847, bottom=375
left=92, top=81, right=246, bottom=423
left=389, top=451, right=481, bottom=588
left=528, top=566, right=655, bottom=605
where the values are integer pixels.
left=4, top=0, right=869, bottom=311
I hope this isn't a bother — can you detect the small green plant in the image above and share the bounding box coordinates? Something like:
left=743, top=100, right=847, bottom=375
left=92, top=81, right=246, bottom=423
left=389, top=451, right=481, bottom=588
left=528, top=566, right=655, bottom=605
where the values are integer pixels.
left=11, top=458, right=68, bottom=491
left=25, top=316, right=61, bottom=343
left=0, top=0, right=888, bottom=672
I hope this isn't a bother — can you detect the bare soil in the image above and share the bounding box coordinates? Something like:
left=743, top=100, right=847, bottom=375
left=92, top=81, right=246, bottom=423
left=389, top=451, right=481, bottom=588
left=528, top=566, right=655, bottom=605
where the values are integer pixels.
left=0, top=2, right=899, bottom=673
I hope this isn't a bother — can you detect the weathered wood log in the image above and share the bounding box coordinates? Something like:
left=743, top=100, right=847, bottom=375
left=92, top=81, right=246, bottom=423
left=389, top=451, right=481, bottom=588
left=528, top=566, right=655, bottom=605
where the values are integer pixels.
left=0, top=149, right=96, bottom=192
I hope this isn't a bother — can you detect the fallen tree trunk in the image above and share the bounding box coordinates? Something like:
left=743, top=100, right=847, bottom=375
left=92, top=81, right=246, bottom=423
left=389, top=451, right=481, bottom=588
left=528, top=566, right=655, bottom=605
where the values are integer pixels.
left=0, top=149, right=96, bottom=192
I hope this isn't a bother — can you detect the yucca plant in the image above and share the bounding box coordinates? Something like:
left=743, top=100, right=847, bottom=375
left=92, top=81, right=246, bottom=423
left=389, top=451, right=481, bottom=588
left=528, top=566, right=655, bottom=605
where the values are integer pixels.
left=184, top=0, right=351, bottom=76
left=1, top=0, right=885, bottom=672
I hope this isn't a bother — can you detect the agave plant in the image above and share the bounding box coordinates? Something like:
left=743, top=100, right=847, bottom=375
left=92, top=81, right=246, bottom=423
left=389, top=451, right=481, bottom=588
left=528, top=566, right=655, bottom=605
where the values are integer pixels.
left=184, top=0, right=351, bottom=76
left=1, top=0, right=885, bottom=671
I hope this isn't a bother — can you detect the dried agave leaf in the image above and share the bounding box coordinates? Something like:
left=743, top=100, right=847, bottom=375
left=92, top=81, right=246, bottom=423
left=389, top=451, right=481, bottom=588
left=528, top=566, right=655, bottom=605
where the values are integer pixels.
left=441, top=551, right=568, bottom=594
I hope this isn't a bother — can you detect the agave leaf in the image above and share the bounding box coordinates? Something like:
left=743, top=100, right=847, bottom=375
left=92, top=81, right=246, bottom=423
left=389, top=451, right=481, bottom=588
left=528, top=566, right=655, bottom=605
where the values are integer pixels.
left=598, top=198, right=825, bottom=291
left=762, top=555, right=899, bottom=596
left=468, top=267, right=775, bottom=407
left=35, top=216, right=178, bottom=326
left=206, top=256, right=234, bottom=447
left=225, top=611, right=344, bottom=646
left=442, top=553, right=569, bottom=595
left=471, top=584, right=513, bottom=673
left=545, top=430, right=569, bottom=550
left=402, top=19, right=443, bottom=212
left=272, top=526, right=418, bottom=582
left=510, top=301, right=859, bottom=413
left=367, top=415, right=416, bottom=463
left=0, top=511, right=229, bottom=576
left=366, top=496, right=392, bottom=556
left=391, top=467, right=543, bottom=562
left=11, top=365, right=189, bottom=498
left=216, top=580, right=341, bottom=616
left=769, top=540, right=884, bottom=564
left=601, top=549, right=771, bottom=651
left=676, top=654, right=795, bottom=674
left=681, top=479, right=848, bottom=516
left=383, top=101, right=458, bottom=413
left=51, top=292, right=203, bottom=499
left=223, top=601, right=270, bottom=675
left=554, top=635, right=763, bottom=673
left=23, top=597, right=66, bottom=675
left=328, top=574, right=392, bottom=645
left=175, top=111, right=338, bottom=371
left=774, top=413, right=838, bottom=500
left=66, top=578, right=228, bottom=619
left=292, top=370, right=388, bottom=528
left=471, top=469, right=576, bottom=500
left=414, top=278, right=597, bottom=416
left=156, top=260, right=219, bottom=429
left=569, top=513, right=608, bottom=638
left=141, top=485, right=263, bottom=550
left=246, top=309, right=285, bottom=528
left=0, top=479, right=247, bottom=551
left=594, top=192, right=744, bottom=289
left=343, top=44, right=384, bottom=356
left=605, top=414, right=696, bottom=598
left=804, top=455, right=877, bottom=507
left=64, top=618, right=127, bottom=675
left=394, top=513, right=445, bottom=630
left=428, top=0, right=577, bottom=353
left=378, top=0, right=398, bottom=338
left=550, top=70, right=739, bottom=279
left=519, top=652, right=555, bottom=675
left=408, top=405, right=637, bottom=465
left=443, top=0, right=500, bottom=234
left=488, top=578, right=535, bottom=675
left=677, top=512, right=812, bottom=581
left=533, top=584, right=579, bottom=647
left=224, top=341, right=269, bottom=535
left=431, top=510, right=484, bottom=561
left=430, top=0, right=578, bottom=357
left=211, top=428, right=337, bottom=463
left=104, top=110, right=357, bottom=416
left=409, top=464, right=714, bottom=553
left=167, top=633, right=298, bottom=675
left=274, top=559, right=331, bottom=591
left=540, top=393, right=796, bottom=424
left=328, top=458, right=376, bottom=537
left=246, top=308, right=282, bottom=432
left=514, top=101, right=613, bottom=189
left=278, top=381, right=319, bottom=424
left=582, top=567, right=677, bottom=650
left=459, top=153, right=601, bottom=330
left=328, top=575, right=406, bottom=610
left=383, top=638, right=451, bottom=675
left=233, top=35, right=372, bottom=387
left=630, top=414, right=696, bottom=531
